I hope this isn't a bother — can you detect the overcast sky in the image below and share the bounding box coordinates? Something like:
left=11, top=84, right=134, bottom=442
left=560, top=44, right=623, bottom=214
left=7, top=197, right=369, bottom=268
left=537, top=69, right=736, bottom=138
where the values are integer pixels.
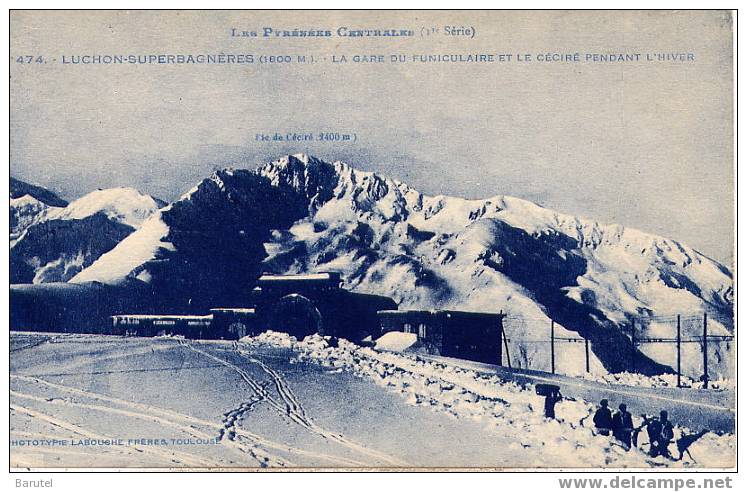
left=10, top=11, right=734, bottom=265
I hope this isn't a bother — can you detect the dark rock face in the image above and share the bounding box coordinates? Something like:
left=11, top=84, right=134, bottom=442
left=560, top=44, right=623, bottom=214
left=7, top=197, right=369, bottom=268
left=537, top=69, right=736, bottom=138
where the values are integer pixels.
left=10, top=178, right=68, bottom=241
left=10, top=179, right=165, bottom=283
left=8, top=168, right=315, bottom=331
left=138, top=169, right=313, bottom=309
left=10, top=213, right=135, bottom=283
left=10, top=177, right=68, bottom=207
left=258, top=155, right=340, bottom=209
left=468, top=220, right=669, bottom=373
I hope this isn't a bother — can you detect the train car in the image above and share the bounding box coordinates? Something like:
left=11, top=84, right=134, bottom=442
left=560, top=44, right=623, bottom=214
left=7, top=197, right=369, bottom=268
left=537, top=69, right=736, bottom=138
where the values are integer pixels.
left=377, top=309, right=505, bottom=365
left=111, top=314, right=213, bottom=338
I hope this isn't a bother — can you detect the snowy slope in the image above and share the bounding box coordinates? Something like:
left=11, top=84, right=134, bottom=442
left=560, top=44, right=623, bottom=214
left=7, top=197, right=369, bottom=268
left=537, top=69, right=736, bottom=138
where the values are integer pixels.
left=10, top=178, right=68, bottom=243
left=10, top=195, right=63, bottom=244
left=49, top=187, right=166, bottom=228
left=244, top=331, right=735, bottom=468
left=10, top=186, right=164, bottom=284
left=14, top=332, right=733, bottom=468
left=70, top=154, right=734, bottom=377
left=69, top=213, right=174, bottom=285
left=72, top=169, right=312, bottom=309
left=256, top=155, right=733, bottom=377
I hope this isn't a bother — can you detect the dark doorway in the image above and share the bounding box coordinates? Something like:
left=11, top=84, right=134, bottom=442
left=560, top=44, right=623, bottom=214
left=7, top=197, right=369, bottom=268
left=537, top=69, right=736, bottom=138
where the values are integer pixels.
left=264, top=294, right=323, bottom=339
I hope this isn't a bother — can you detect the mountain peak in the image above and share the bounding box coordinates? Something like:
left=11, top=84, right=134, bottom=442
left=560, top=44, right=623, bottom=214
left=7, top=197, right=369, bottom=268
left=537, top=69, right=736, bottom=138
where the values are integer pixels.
left=52, top=186, right=165, bottom=228
left=60, top=154, right=733, bottom=377
left=10, top=177, right=68, bottom=207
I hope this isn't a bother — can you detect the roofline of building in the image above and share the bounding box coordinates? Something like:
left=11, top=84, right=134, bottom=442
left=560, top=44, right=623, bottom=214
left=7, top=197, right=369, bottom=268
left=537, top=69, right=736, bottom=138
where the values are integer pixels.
left=377, top=309, right=505, bottom=318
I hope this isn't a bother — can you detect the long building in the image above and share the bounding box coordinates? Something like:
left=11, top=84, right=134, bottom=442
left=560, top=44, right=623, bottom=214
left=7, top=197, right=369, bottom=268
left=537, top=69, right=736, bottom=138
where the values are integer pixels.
left=377, top=310, right=505, bottom=365
left=111, top=314, right=213, bottom=338
left=108, top=273, right=397, bottom=342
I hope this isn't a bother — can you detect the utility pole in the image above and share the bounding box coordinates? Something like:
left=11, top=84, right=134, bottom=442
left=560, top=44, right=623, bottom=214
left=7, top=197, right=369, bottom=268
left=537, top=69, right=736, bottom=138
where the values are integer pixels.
left=631, top=321, right=636, bottom=373
left=585, top=338, right=590, bottom=373
left=550, top=320, right=556, bottom=374
left=703, top=312, right=709, bottom=389
left=501, top=316, right=512, bottom=369
left=676, top=314, right=682, bottom=388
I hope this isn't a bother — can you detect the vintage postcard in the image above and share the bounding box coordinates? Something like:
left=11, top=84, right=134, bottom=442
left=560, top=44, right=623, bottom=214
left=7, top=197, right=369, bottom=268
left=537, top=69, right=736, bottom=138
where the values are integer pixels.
left=9, top=10, right=735, bottom=470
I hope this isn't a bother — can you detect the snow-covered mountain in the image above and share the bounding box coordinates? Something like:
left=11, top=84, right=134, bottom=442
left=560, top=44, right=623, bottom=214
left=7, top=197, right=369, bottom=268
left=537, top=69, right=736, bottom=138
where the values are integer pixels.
left=69, top=155, right=734, bottom=378
left=72, top=168, right=311, bottom=308
left=10, top=177, right=68, bottom=243
left=49, top=187, right=166, bottom=228
left=10, top=184, right=164, bottom=283
left=10, top=177, right=68, bottom=207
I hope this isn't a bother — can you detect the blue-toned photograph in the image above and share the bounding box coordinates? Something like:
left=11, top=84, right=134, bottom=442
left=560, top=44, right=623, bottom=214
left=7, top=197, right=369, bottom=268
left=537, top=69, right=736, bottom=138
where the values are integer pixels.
left=8, top=10, right=735, bottom=470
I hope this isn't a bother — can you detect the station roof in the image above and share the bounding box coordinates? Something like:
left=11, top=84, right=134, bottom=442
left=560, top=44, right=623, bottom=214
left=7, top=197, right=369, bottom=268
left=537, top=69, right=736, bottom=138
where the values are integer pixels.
left=210, top=308, right=256, bottom=314
left=258, top=272, right=341, bottom=283
left=377, top=309, right=505, bottom=318
left=111, top=314, right=213, bottom=320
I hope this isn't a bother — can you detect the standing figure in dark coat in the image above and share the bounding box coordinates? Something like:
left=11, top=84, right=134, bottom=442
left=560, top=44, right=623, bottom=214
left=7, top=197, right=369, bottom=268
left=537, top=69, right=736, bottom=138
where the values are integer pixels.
left=657, top=410, right=675, bottom=458
left=612, top=403, right=634, bottom=450
left=544, top=388, right=563, bottom=419
left=646, top=415, right=663, bottom=456
left=593, top=399, right=613, bottom=436
left=633, top=415, right=654, bottom=448
left=646, top=410, right=675, bottom=458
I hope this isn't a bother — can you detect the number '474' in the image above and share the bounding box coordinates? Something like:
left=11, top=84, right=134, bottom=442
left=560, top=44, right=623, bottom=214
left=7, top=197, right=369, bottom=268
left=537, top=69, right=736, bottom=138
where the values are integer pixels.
left=16, top=56, right=45, bottom=63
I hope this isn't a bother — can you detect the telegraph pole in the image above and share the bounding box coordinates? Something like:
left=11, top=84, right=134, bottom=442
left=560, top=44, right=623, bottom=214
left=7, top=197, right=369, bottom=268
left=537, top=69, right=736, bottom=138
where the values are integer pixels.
left=676, top=314, right=682, bottom=388
left=550, top=320, right=556, bottom=374
left=501, top=319, right=512, bottom=369
left=631, top=321, right=636, bottom=373
left=703, top=312, right=709, bottom=389
left=585, top=338, right=590, bottom=373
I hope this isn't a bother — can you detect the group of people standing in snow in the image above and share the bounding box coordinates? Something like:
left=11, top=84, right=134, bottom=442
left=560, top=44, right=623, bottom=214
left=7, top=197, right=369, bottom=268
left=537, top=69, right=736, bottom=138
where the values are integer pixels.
left=593, top=399, right=674, bottom=457
left=540, top=387, right=708, bottom=462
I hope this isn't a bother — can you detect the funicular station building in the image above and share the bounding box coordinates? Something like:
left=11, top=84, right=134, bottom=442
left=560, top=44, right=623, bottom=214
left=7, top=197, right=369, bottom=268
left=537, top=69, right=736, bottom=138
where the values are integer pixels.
left=110, top=272, right=395, bottom=342
left=109, top=272, right=505, bottom=366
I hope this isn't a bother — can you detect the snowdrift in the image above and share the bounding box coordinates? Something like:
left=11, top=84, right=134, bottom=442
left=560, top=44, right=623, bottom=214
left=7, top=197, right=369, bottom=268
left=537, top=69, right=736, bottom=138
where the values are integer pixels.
left=243, top=331, right=735, bottom=468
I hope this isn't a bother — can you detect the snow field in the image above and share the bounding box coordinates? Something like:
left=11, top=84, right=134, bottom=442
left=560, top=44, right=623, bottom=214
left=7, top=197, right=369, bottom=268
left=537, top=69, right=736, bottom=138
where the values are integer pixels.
left=243, top=331, right=735, bottom=468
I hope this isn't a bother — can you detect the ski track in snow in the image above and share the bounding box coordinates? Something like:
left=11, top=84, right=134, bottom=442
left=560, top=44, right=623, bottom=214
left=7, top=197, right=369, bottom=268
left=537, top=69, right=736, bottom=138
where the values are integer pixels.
left=243, top=332, right=736, bottom=468
left=11, top=373, right=370, bottom=468
left=10, top=400, right=220, bottom=468
left=10, top=333, right=735, bottom=468
left=12, top=386, right=297, bottom=467
left=11, top=389, right=228, bottom=467
left=220, top=397, right=261, bottom=442
left=179, top=339, right=410, bottom=466
left=233, top=341, right=308, bottom=419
